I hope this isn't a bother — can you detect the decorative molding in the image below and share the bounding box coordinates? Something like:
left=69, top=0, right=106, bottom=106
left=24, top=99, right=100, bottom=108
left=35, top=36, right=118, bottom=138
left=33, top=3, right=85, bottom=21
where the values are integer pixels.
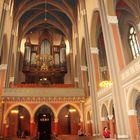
left=107, top=16, right=118, bottom=24
left=128, top=110, right=137, bottom=116
left=90, top=48, right=99, bottom=54
left=10, top=77, right=14, bottom=82
left=2, top=96, right=85, bottom=103
left=74, top=77, right=79, bottom=82
left=121, top=59, right=140, bottom=81
left=0, top=64, right=7, bottom=70
left=81, top=66, right=88, bottom=71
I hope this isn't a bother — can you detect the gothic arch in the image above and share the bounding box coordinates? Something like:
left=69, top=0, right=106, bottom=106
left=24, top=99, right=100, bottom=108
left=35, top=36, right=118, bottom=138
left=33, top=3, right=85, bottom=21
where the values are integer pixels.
left=4, top=103, right=32, bottom=123
left=56, top=103, right=82, bottom=121
left=127, top=85, right=140, bottom=110
left=32, top=103, right=56, bottom=121
left=100, top=103, right=108, bottom=118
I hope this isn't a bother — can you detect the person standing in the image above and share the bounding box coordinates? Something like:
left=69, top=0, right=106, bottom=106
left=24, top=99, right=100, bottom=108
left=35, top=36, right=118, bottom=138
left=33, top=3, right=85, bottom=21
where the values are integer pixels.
left=103, top=127, right=110, bottom=138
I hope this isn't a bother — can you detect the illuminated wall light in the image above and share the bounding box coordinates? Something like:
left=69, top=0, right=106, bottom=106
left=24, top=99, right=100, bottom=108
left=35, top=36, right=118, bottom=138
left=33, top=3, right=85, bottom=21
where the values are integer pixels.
left=99, top=80, right=112, bottom=88
left=69, top=109, right=76, bottom=112
left=20, top=116, right=24, bottom=119
left=11, top=110, right=19, bottom=114
left=65, top=115, right=69, bottom=118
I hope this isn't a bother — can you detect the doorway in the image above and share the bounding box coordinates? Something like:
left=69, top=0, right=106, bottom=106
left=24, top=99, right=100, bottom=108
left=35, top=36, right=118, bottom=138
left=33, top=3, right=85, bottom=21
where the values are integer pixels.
left=34, top=105, right=54, bottom=140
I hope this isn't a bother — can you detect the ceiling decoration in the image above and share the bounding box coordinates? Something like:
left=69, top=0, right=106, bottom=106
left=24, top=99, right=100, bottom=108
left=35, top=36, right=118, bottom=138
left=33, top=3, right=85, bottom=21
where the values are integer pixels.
left=13, top=0, right=78, bottom=40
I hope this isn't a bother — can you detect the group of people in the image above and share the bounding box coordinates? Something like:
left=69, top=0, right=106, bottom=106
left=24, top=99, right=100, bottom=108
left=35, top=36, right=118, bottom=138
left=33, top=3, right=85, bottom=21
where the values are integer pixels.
left=78, top=126, right=110, bottom=138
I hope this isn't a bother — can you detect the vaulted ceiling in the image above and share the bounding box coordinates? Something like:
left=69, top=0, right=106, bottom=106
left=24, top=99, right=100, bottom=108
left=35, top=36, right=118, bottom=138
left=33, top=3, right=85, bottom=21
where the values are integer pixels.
left=13, top=0, right=78, bottom=40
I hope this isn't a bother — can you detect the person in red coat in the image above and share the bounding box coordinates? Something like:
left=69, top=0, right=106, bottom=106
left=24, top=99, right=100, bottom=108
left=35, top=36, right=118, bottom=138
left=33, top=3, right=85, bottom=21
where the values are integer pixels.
left=103, top=127, right=110, bottom=138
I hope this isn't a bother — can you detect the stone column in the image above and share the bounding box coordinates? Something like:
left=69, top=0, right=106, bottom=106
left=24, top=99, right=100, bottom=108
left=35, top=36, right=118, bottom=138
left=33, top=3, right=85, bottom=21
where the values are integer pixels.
left=0, top=64, right=7, bottom=94
left=128, top=110, right=139, bottom=140
left=81, top=1, right=100, bottom=135
left=3, top=122, right=8, bottom=137
left=99, top=0, right=130, bottom=139
left=53, top=118, right=58, bottom=135
left=5, top=30, right=15, bottom=87
left=0, top=1, right=8, bottom=55
left=74, top=33, right=82, bottom=87
left=30, top=121, right=36, bottom=137
left=81, top=66, right=88, bottom=97
left=90, top=48, right=100, bottom=90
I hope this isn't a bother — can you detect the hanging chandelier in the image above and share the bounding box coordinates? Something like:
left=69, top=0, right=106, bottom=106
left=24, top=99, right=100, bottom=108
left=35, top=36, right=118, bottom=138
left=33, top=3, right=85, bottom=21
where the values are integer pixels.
left=99, top=80, right=112, bottom=88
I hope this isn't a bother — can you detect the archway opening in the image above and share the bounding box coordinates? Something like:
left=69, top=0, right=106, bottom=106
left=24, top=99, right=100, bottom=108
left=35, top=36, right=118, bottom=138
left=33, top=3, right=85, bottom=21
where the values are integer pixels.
left=58, top=105, right=80, bottom=135
left=7, top=105, right=30, bottom=138
left=34, top=105, right=54, bottom=139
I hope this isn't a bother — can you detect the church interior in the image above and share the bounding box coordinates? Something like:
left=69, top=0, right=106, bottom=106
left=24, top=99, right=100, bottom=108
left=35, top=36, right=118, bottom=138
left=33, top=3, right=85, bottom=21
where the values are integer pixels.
left=0, top=0, right=140, bottom=140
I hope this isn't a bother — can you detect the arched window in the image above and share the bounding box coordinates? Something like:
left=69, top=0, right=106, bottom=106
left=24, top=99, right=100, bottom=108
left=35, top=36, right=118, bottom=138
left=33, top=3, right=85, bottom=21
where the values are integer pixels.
left=128, top=26, right=140, bottom=59
left=41, top=40, right=51, bottom=55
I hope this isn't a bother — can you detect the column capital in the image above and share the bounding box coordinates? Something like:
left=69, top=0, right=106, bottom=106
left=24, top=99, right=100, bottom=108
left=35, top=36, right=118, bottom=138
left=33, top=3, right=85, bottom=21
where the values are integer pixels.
left=88, top=81, right=91, bottom=87
left=81, top=65, right=88, bottom=71
left=30, top=120, right=35, bottom=123
left=54, top=118, right=58, bottom=122
left=10, top=77, right=14, bottom=82
left=81, top=9, right=87, bottom=16
left=107, top=16, right=118, bottom=24
left=11, top=29, right=15, bottom=35
left=90, top=48, right=99, bottom=54
left=73, top=33, right=78, bottom=39
left=108, top=115, right=113, bottom=120
left=128, top=109, right=137, bottom=116
left=74, top=77, right=79, bottom=82
left=0, top=64, right=7, bottom=70
left=4, top=2, right=9, bottom=11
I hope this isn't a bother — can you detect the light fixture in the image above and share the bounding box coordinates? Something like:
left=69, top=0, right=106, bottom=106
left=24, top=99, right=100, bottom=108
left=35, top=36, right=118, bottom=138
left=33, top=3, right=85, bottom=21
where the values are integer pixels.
left=43, top=114, right=46, bottom=117
left=11, top=110, right=19, bottom=114
left=69, top=109, right=76, bottom=112
left=99, top=80, right=112, bottom=88
left=44, top=0, right=47, bottom=21
left=65, top=115, right=68, bottom=117
left=20, top=116, right=24, bottom=119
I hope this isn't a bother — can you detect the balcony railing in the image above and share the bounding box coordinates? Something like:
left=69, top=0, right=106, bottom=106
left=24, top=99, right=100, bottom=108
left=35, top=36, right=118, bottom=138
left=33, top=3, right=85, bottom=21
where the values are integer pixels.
left=10, top=83, right=75, bottom=88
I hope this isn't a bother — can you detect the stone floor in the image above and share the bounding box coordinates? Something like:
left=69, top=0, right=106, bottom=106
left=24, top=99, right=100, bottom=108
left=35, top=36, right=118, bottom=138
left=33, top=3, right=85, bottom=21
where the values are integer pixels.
left=1, top=135, right=137, bottom=140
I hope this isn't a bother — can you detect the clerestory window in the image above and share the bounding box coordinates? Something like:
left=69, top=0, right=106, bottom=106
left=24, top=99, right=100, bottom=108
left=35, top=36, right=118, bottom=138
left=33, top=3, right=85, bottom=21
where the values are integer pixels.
left=129, top=26, right=140, bottom=59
